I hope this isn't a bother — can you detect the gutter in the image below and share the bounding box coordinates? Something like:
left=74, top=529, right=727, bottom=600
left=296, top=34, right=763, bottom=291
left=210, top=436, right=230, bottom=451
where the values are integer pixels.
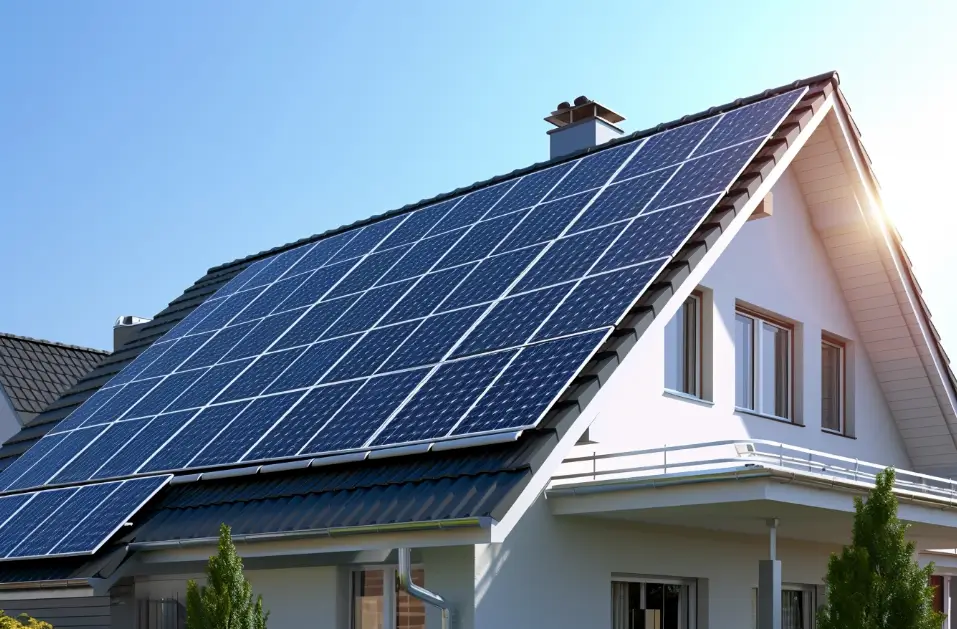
left=127, top=516, right=493, bottom=552
left=0, top=579, right=91, bottom=592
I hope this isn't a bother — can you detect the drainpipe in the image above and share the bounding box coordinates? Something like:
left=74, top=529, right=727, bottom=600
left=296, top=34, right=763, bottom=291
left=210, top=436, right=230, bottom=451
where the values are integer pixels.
left=397, top=547, right=451, bottom=629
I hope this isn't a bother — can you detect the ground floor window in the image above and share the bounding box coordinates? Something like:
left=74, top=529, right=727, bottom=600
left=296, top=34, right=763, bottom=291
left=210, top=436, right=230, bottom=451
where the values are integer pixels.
left=611, top=576, right=696, bottom=629
left=352, top=567, right=426, bottom=629
left=751, top=584, right=816, bottom=629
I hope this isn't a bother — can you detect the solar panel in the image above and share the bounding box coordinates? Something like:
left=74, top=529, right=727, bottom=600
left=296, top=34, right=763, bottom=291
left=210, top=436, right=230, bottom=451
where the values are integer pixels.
left=0, top=87, right=807, bottom=500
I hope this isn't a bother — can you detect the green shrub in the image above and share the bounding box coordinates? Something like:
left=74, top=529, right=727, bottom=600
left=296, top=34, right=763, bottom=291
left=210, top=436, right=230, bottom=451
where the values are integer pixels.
left=0, top=611, right=53, bottom=629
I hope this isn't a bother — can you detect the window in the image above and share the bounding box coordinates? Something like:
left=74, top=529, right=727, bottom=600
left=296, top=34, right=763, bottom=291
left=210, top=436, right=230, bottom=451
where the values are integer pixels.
left=611, top=577, right=696, bottom=629
left=735, top=308, right=792, bottom=420
left=664, top=293, right=702, bottom=397
left=352, top=567, right=426, bottom=629
left=821, top=336, right=845, bottom=433
left=751, top=584, right=816, bottom=629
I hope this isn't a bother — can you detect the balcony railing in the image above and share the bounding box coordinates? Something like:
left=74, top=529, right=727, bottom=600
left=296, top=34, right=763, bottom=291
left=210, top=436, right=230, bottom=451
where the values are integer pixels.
left=551, top=439, right=957, bottom=503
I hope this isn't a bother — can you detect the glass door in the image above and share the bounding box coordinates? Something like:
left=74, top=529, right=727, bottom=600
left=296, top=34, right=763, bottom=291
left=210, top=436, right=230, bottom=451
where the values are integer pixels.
left=611, top=577, right=696, bottom=629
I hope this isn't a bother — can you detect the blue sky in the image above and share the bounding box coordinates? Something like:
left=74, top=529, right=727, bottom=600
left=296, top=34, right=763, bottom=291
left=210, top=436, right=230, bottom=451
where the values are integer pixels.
left=1, top=1, right=955, bottom=350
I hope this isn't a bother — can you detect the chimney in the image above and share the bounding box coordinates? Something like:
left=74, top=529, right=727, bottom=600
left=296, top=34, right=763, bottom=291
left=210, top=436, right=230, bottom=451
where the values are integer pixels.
left=113, top=315, right=152, bottom=351
left=545, top=96, right=626, bottom=159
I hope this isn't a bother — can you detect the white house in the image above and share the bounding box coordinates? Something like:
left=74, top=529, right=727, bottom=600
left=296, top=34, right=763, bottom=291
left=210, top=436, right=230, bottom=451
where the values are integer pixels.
left=0, top=71, right=955, bottom=629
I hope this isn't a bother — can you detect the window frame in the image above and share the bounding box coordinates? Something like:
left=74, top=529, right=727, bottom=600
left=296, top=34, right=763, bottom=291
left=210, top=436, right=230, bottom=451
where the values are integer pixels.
left=664, top=291, right=704, bottom=399
left=611, top=573, right=698, bottom=629
left=735, top=306, right=795, bottom=422
left=820, top=334, right=847, bottom=435
left=751, top=583, right=816, bottom=629
left=351, top=565, right=427, bottom=629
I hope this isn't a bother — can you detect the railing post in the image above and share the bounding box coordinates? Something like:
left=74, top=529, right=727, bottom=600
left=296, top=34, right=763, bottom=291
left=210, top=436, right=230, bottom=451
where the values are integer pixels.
left=664, top=444, right=668, bottom=474
left=592, top=451, right=596, bottom=481
left=779, top=443, right=784, bottom=468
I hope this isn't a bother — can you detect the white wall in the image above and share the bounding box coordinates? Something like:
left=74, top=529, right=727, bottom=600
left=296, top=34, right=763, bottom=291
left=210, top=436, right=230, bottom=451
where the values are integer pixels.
left=584, top=168, right=911, bottom=469
left=475, top=496, right=835, bottom=629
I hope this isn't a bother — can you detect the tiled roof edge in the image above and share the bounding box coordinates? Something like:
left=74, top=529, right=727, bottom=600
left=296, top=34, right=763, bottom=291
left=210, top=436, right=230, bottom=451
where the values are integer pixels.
left=207, top=71, right=840, bottom=274
left=0, top=333, right=109, bottom=356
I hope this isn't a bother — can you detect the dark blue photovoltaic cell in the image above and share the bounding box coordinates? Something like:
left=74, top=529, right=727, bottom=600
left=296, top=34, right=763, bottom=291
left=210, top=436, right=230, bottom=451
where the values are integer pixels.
left=107, top=340, right=176, bottom=386
left=285, top=233, right=353, bottom=276
left=266, top=335, right=359, bottom=393
left=327, top=246, right=410, bottom=298
left=0, top=489, right=75, bottom=556
left=141, top=402, right=250, bottom=472
left=485, top=162, right=575, bottom=218
left=216, top=348, right=305, bottom=402
left=217, top=258, right=272, bottom=297
left=279, top=263, right=352, bottom=312
left=271, top=297, right=358, bottom=350
left=383, top=306, right=484, bottom=371
left=189, top=288, right=265, bottom=334
left=329, top=216, right=405, bottom=263
left=546, top=142, right=638, bottom=200
left=165, top=360, right=252, bottom=412
left=0, top=494, right=36, bottom=531
left=452, top=285, right=569, bottom=357
left=50, top=419, right=149, bottom=484
left=8, top=483, right=116, bottom=558
left=615, top=117, right=718, bottom=180
left=178, top=321, right=257, bottom=371
left=378, top=199, right=457, bottom=249
left=646, top=140, right=761, bottom=211
left=93, top=411, right=197, bottom=479
left=81, top=379, right=162, bottom=426
left=51, top=386, right=123, bottom=433
left=513, top=225, right=623, bottom=293
left=372, top=351, right=515, bottom=445
left=534, top=264, right=662, bottom=339
left=135, top=334, right=213, bottom=381
left=495, top=192, right=593, bottom=253
left=323, top=323, right=417, bottom=382
left=439, top=246, right=544, bottom=312
left=5, top=427, right=103, bottom=491
left=437, top=210, right=528, bottom=269
left=428, top=182, right=514, bottom=234
left=694, top=89, right=804, bottom=155
left=52, top=476, right=169, bottom=555
left=233, top=274, right=310, bottom=324
left=162, top=298, right=225, bottom=341
left=453, top=330, right=606, bottom=434
left=190, top=393, right=302, bottom=467
left=381, top=265, right=475, bottom=324
left=569, top=167, right=677, bottom=233
left=378, top=229, right=464, bottom=283
left=593, top=196, right=719, bottom=273
left=325, top=280, right=415, bottom=337
left=126, top=370, right=205, bottom=418
left=224, top=309, right=306, bottom=359
left=303, top=370, right=427, bottom=454
left=241, top=246, right=311, bottom=290
left=0, top=434, right=66, bottom=490
left=245, top=381, right=362, bottom=461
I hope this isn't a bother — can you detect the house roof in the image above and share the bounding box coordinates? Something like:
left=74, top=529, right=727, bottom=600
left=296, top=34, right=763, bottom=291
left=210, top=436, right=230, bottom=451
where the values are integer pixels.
left=4, top=70, right=949, bottom=585
left=0, top=334, right=108, bottom=426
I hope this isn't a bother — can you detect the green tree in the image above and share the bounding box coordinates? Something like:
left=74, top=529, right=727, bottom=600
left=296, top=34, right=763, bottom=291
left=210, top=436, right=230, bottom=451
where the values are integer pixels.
left=186, top=524, right=269, bottom=629
left=0, top=612, right=52, bottom=629
left=818, top=468, right=944, bottom=629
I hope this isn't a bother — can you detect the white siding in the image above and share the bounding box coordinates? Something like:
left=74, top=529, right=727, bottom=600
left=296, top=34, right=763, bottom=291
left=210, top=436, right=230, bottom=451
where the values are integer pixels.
left=585, top=168, right=911, bottom=469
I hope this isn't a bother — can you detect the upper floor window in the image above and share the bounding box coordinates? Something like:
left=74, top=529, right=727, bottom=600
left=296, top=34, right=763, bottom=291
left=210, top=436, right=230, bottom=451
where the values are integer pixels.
left=664, top=293, right=702, bottom=397
left=735, top=307, right=792, bottom=420
left=821, top=336, right=846, bottom=434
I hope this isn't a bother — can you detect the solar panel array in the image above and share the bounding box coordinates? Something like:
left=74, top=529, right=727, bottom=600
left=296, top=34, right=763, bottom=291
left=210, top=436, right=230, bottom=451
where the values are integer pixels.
left=0, top=475, right=168, bottom=562
left=0, top=85, right=806, bottom=554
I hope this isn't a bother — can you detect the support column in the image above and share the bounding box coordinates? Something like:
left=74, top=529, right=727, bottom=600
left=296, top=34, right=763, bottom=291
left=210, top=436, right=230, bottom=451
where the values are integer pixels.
left=758, top=518, right=781, bottom=629
left=944, top=576, right=951, bottom=629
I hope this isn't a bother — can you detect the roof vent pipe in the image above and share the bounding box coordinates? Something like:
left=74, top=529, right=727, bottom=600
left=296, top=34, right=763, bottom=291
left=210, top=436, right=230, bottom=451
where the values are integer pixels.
left=397, top=547, right=451, bottom=629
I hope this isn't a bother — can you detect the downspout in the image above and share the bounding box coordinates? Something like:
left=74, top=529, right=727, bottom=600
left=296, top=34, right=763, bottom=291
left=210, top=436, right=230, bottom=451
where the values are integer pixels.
left=397, top=547, right=451, bottom=629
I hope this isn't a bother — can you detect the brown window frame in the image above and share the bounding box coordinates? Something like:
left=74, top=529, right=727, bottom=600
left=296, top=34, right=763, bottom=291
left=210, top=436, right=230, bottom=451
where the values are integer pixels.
left=665, top=291, right=704, bottom=398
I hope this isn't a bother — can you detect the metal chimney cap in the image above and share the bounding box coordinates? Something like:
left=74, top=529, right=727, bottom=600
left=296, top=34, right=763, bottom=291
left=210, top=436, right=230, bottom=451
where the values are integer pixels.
left=114, top=315, right=152, bottom=328
left=544, top=97, right=625, bottom=129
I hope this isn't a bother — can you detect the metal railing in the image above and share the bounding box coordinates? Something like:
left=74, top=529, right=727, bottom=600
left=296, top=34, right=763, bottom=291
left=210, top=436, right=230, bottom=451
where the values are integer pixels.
left=552, top=439, right=957, bottom=502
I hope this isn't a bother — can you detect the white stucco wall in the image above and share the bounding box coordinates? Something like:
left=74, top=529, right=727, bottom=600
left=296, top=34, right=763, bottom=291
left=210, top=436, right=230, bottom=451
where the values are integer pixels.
left=474, top=496, right=834, bottom=629
left=583, top=167, right=911, bottom=470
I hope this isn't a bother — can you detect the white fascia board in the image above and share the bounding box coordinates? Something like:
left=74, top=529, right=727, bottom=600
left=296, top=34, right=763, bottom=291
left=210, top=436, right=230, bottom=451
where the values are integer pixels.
left=488, top=94, right=838, bottom=544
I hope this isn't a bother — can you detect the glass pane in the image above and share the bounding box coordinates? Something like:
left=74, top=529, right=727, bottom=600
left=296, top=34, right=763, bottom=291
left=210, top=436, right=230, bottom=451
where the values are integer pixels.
left=782, top=590, right=805, bottom=629
left=352, top=570, right=385, bottom=629
left=821, top=342, right=842, bottom=432
left=396, top=568, right=426, bottom=629
left=614, top=581, right=689, bottom=629
left=760, top=322, right=789, bottom=418
left=664, top=304, right=687, bottom=392
left=682, top=298, right=698, bottom=396
left=735, top=314, right=754, bottom=408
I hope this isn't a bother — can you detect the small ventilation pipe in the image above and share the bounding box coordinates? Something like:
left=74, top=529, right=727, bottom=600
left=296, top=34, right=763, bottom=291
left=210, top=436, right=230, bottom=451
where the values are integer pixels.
left=397, top=547, right=451, bottom=629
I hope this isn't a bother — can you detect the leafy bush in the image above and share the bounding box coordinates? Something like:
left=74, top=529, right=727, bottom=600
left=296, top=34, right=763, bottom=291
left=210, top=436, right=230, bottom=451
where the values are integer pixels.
left=0, top=611, right=52, bottom=629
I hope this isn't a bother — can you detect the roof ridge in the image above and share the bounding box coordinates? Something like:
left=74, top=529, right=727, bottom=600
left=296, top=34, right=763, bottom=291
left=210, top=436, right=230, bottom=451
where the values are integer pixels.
left=206, top=70, right=839, bottom=275
left=0, top=332, right=109, bottom=356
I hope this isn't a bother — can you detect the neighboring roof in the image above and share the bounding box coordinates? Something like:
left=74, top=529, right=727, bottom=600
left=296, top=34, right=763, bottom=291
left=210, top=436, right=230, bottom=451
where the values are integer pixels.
left=0, top=334, right=108, bottom=425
